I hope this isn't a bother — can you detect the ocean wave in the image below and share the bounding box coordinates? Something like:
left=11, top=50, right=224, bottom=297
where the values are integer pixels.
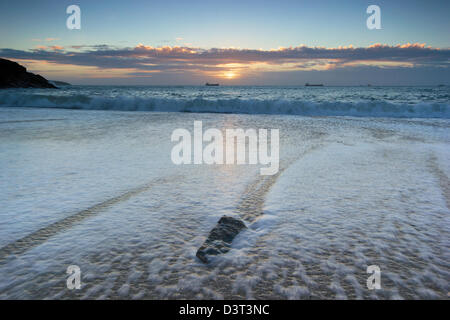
left=0, top=92, right=449, bottom=118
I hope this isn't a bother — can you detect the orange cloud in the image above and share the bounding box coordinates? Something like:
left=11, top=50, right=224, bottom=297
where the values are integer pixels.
left=50, top=45, right=64, bottom=51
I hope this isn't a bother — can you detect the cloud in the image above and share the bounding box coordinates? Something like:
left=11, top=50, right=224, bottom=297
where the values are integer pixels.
left=49, top=45, right=64, bottom=51
left=31, top=38, right=61, bottom=42
left=1, top=43, right=448, bottom=82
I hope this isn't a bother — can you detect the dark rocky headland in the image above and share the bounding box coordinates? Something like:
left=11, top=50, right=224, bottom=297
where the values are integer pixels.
left=0, top=58, right=56, bottom=89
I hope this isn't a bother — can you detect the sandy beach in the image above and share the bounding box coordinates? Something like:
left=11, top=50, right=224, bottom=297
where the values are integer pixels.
left=0, top=91, right=448, bottom=298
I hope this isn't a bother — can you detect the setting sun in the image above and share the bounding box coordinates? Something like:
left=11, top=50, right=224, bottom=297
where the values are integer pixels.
left=223, top=71, right=237, bottom=79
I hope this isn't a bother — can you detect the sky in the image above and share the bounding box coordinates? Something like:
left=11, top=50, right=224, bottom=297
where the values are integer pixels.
left=0, top=0, right=449, bottom=85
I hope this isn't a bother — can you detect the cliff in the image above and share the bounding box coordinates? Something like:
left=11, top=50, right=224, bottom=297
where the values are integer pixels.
left=0, top=58, right=56, bottom=89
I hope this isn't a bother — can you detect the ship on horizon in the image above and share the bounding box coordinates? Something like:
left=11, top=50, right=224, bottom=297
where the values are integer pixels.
left=305, top=83, right=324, bottom=87
left=205, top=82, right=219, bottom=86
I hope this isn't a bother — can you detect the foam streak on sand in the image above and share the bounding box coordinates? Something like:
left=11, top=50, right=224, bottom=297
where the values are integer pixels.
left=430, top=156, right=450, bottom=209
left=0, top=176, right=181, bottom=263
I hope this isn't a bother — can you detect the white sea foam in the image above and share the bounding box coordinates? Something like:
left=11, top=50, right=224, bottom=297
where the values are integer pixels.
left=0, top=86, right=449, bottom=118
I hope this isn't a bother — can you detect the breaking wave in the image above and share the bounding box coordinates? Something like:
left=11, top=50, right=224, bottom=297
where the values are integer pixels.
left=0, top=91, right=449, bottom=118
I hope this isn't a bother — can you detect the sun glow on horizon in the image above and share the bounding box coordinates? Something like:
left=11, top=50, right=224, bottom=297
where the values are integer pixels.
left=222, top=71, right=237, bottom=79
